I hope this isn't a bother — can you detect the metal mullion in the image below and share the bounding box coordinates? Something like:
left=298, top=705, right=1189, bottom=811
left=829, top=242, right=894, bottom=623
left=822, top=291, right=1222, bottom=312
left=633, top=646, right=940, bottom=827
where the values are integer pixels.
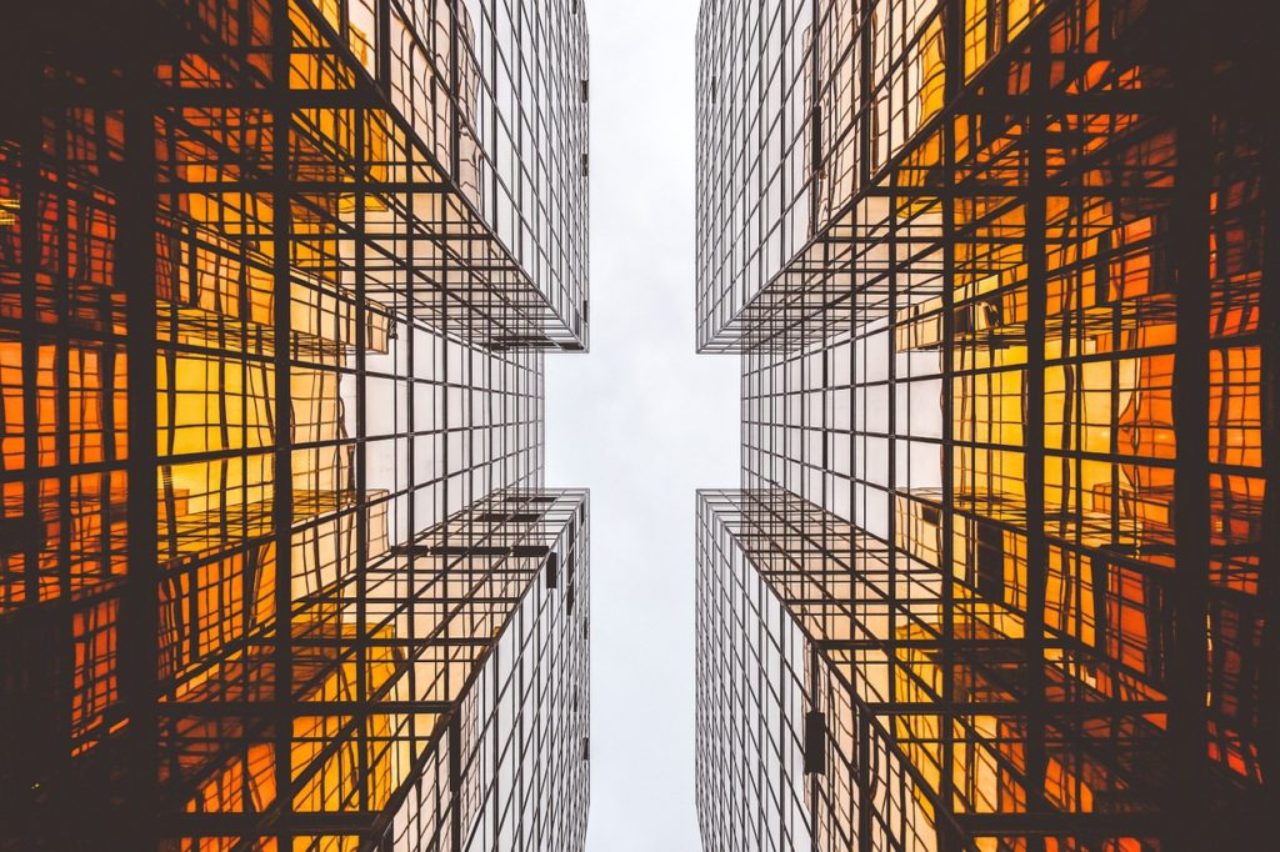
left=1256, top=26, right=1280, bottom=838
left=269, top=0, right=296, bottom=841
left=120, top=51, right=160, bottom=847
left=936, top=1, right=961, bottom=846
left=18, top=84, right=42, bottom=611
left=52, top=113, right=76, bottom=605
left=403, top=114, right=422, bottom=774
left=352, top=98, right=372, bottom=817
left=1018, top=24, right=1051, bottom=839
left=1166, top=3, right=1214, bottom=846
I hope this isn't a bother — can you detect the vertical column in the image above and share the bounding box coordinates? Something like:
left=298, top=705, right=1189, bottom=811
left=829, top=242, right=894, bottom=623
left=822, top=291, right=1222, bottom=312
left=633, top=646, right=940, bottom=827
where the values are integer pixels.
left=120, top=49, right=159, bottom=847
left=937, top=1, right=961, bottom=847
left=17, top=52, right=41, bottom=619
left=405, top=117, right=421, bottom=795
left=354, top=101, right=371, bottom=816
left=1022, top=19, right=1049, bottom=839
left=1167, top=1, right=1212, bottom=847
left=449, top=695, right=463, bottom=851
left=1258, top=19, right=1280, bottom=838
left=270, top=0, right=295, bottom=841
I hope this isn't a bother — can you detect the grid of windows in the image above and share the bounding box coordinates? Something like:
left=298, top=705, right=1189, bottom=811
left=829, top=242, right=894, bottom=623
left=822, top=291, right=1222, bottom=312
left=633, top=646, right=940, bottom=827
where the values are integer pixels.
left=385, top=492, right=591, bottom=850
left=696, top=492, right=814, bottom=852
left=0, top=0, right=590, bottom=847
left=697, top=0, right=1274, bottom=848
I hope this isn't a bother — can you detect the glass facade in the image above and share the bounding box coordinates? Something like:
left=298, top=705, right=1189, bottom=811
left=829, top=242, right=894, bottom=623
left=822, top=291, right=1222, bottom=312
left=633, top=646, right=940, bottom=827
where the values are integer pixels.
left=0, top=0, right=590, bottom=848
left=697, top=0, right=1274, bottom=849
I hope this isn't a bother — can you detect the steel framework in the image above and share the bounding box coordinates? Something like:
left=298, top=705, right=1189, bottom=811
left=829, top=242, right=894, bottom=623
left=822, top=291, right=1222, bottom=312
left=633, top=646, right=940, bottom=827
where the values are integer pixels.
left=0, top=0, right=591, bottom=848
left=695, top=0, right=1274, bottom=849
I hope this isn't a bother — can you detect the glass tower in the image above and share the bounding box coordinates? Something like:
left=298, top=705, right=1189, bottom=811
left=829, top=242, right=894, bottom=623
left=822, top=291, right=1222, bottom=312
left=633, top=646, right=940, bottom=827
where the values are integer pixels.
left=0, top=0, right=591, bottom=848
left=695, top=0, right=1275, bottom=849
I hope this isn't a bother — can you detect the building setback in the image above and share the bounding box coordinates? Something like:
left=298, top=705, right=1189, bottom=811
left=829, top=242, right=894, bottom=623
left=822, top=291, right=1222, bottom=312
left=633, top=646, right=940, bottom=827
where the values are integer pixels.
left=0, top=0, right=591, bottom=847
left=695, top=0, right=1274, bottom=849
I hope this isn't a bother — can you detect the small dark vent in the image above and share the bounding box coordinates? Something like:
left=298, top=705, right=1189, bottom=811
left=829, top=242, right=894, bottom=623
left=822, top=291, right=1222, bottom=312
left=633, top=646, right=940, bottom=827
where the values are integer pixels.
left=581, top=152, right=589, bottom=177
left=545, top=552, right=559, bottom=589
left=580, top=78, right=589, bottom=103
left=976, top=522, right=1005, bottom=601
left=804, top=710, right=826, bottom=775
left=474, top=512, right=539, bottom=523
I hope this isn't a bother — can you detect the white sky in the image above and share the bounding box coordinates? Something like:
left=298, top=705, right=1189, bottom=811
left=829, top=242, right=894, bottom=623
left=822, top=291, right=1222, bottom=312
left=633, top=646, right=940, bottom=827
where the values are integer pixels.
left=546, top=2, right=739, bottom=847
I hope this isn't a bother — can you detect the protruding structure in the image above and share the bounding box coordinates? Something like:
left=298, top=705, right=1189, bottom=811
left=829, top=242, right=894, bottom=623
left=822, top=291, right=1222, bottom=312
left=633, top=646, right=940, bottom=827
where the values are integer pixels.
left=0, top=0, right=591, bottom=847
left=695, top=0, right=1275, bottom=848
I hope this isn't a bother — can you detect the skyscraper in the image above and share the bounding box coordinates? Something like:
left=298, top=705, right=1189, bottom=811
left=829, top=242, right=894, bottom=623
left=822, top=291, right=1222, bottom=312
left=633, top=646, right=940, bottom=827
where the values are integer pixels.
left=695, top=0, right=1274, bottom=849
left=0, top=0, right=591, bottom=848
